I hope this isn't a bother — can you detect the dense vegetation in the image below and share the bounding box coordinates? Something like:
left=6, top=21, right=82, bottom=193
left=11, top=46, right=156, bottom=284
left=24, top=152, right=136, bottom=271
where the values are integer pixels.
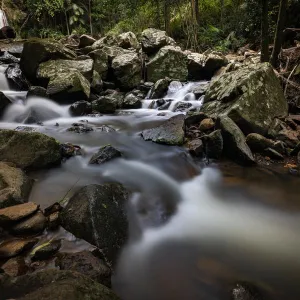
left=3, top=0, right=300, bottom=52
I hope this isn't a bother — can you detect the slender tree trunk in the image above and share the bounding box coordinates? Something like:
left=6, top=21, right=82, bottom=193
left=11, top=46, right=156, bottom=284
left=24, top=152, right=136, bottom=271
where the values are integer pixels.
left=89, top=0, right=93, bottom=35
left=164, top=0, right=170, bottom=34
left=191, top=0, right=200, bottom=25
left=64, top=10, right=70, bottom=36
left=261, top=0, right=269, bottom=62
left=270, top=0, right=288, bottom=67
left=155, top=0, right=161, bottom=29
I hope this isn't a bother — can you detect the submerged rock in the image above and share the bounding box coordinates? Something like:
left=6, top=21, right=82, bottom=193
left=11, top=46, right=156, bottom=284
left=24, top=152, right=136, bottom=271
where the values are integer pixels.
left=92, top=96, right=117, bottom=114
left=69, top=100, right=92, bottom=116
left=112, top=52, right=142, bottom=89
left=122, top=93, right=142, bottom=109
left=202, top=63, right=288, bottom=135
left=0, top=162, right=34, bottom=209
left=89, top=145, right=122, bottom=165
left=61, top=184, right=128, bottom=264
left=5, top=63, right=29, bottom=91
left=67, top=123, right=94, bottom=133
left=219, top=116, right=255, bottom=165
left=0, top=202, right=38, bottom=225
left=0, top=130, right=61, bottom=169
left=0, top=269, right=120, bottom=300
left=142, top=114, right=185, bottom=145
left=141, top=28, right=176, bottom=55
left=20, top=39, right=76, bottom=83
left=27, top=86, right=48, bottom=98
left=146, top=46, right=188, bottom=83
left=174, top=101, right=193, bottom=112
left=0, top=238, right=38, bottom=258
left=56, top=251, right=111, bottom=287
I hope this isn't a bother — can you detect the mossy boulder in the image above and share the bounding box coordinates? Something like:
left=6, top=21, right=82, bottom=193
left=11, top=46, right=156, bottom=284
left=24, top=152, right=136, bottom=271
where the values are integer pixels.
left=202, top=63, right=288, bottom=135
left=61, top=184, right=128, bottom=265
left=117, top=32, right=139, bottom=49
left=112, top=52, right=142, bottom=89
left=141, top=28, right=176, bottom=55
left=146, top=46, right=188, bottom=83
left=0, top=163, right=34, bottom=209
left=142, top=114, right=185, bottom=145
left=0, top=269, right=120, bottom=300
left=0, top=130, right=61, bottom=169
left=92, top=96, right=117, bottom=114
left=20, top=39, right=76, bottom=83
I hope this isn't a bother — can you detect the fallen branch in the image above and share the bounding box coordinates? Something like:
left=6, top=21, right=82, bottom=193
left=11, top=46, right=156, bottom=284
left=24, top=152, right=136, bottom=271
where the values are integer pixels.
left=284, top=63, right=299, bottom=96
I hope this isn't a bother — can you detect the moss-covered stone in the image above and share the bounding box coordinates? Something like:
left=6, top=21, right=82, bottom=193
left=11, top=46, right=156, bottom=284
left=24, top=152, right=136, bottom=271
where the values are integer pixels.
left=20, top=39, right=76, bottom=83
left=202, top=63, right=288, bottom=135
left=0, top=130, right=61, bottom=169
left=142, top=114, right=185, bottom=145
left=146, top=46, right=188, bottom=83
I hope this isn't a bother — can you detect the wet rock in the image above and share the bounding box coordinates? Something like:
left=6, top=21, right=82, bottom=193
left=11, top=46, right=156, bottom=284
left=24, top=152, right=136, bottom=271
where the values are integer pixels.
left=5, top=63, right=29, bottom=90
left=10, top=211, right=47, bottom=235
left=141, top=28, right=176, bottom=55
left=56, top=251, right=111, bottom=287
left=69, top=100, right=92, bottom=116
left=0, top=51, right=19, bottom=64
left=79, top=34, right=96, bottom=48
left=7, top=44, right=24, bottom=58
left=117, top=31, right=139, bottom=49
left=67, top=123, right=94, bottom=133
left=31, top=239, right=61, bottom=261
left=146, top=46, right=188, bottom=83
left=1, top=257, right=28, bottom=277
left=0, top=91, right=12, bottom=116
left=219, top=116, right=255, bottom=165
left=61, top=183, right=128, bottom=265
left=0, top=130, right=61, bottom=169
left=38, top=58, right=94, bottom=81
left=188, top=139, right=204, bottom=157
left=202, top=63, right=288, bottom=135
left=20, top=39, right=77, bottom=83
left=190, top=81, right=209, bottom=98
left=0, top=238, right=38, bottom=258
left=91, top=70, right=103, bottom=93
left=142, top=114, right=185, bottom=145
left=0, top=162, right=34, bottom=209
left=0, top=269, right=120, bottom=300
left=96, top=125, right=116, bottom=133
left=89, top=145, right=122, bottom=165
left=174, top=101, right=193, bottom=112
left=27, top=86, right=48, bottom=98
left=291, top=142, right=300, bottom=156
left=99, top=89, right=125, bottom=108
left=44, top=202, right=62, bottom=217
left=48, top=212, right=60, bottom=230
left=246, top=133, right=275, bottom=153
left=60, top=143, right=82, bottom=158
left=272, top=140, right=286, bottom=155
left=232, top=283, right=263, bottom=300
left=122, top=93, right=142, bottom=109
left=112, top=51, right=142, bottom=90
left=199, top=118, right=215, bottom=132
left=148, top=78, right=170, bottom=99
left=14, top=126, right=38, bottom=132
left=263, top=148, right=284, bottom=160
left=185, top=111, right=208, bottom=127
left=0, top=202, right=38, bottom=225
left=139, top=81, right=154, bottom=92
left=92, top=96, right=117, bottom=114
left=157, top=99, right=172, bottom=110
left=204, top=129, right=223, bottom=159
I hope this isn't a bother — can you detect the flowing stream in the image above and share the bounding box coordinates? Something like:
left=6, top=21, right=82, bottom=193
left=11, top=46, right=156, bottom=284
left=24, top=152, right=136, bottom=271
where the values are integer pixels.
left=1, top=77, right=300, bottom=299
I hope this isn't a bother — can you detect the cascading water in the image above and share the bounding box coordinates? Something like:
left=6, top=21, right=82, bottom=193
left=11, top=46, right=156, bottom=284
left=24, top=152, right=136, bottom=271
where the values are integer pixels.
left=0, top=69, right=300, bottom=299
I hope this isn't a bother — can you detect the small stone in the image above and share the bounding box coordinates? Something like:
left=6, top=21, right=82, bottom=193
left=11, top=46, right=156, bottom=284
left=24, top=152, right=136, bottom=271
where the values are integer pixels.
left=174, top=102, right=192, bottom=112
left=272, top=140, right=286, bottom=155
left=44, top=202, right=62, bottom=217
left=199, top=118, right=215, bottom=132
left=92, top=96, right=117, bottom=114
left=204, top=129, right=223, bottom=159
left=187, top=139, right=203, bottom=157
left=27, top=86, right=48, bottom=98
left=69, top=101, right=92, bottom=116
left=0, top=238, right=38, bottom=258
left=122, top=93, right=142, bottom=109
left=1, top=257, right=28, bottom=276
left=263, top=148, right=284, bottom=160
left=31, top=240, right=61, bottom=261
left=89, top=145, right=122, bottom=165
left=148, top=78, right=170, bottom=99
left=185, top=112, right=208, bottom=127
left=60, top=143, right=82, bottom=158
left=48, top=211, right=60, bottom=230
left=67, top=123, right=94, bottom=133
left=0, top=203, right=39, bottom=225
left=10, top=211, right=47, bottom=236
left=246, top=133, right=275, bottom=153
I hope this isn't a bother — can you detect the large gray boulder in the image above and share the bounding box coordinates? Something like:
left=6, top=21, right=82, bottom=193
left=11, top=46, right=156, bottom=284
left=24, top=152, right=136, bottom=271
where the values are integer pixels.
left=117, top=32, right=139, bottom=49
left=146, top=46, right=188, bottom=83
left=112, top=52, right=142, bottom=89
left=141, top=28, right=176, bottom=55
left=0, top=163, right=34, bottom=209
left=20, top=39, right=76, bottom=83
left=0, top=130, right=61, bottom=169
left=0, top=269, right=119, bottom=300
left=219, top=116, right=255, bottom=165
left=61, top=184, right=128, bottom=265
left=202, top=63, right=288, bottom=135
left=142, top=114, right=185, bottom=145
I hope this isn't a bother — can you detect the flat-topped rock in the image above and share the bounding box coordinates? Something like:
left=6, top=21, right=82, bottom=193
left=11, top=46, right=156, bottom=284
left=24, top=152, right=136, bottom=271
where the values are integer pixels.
left=0, top=238, right=38, bottom=258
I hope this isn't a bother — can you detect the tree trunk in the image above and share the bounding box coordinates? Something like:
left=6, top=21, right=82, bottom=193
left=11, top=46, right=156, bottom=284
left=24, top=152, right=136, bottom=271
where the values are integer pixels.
left=164, top=0, right=170, bottom=34
left=270, top=0, right=288, bottom=67
left=191, top=0, right=200, bottom=25
left=261, top=0, right=269, bottom=62
left=64, top=10, right=70, bottom=36
left=89, top=0, right=93, bottom=36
